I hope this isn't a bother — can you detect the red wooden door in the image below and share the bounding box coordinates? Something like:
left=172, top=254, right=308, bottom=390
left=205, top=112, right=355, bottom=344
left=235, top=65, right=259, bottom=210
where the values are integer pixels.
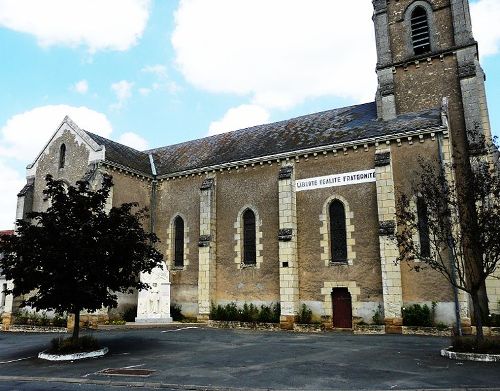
left=332, top=288, right=352, bottom=328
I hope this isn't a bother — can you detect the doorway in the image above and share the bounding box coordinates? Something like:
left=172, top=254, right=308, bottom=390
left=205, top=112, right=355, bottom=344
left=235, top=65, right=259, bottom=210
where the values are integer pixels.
left=332, top=288, right=352, bottom=328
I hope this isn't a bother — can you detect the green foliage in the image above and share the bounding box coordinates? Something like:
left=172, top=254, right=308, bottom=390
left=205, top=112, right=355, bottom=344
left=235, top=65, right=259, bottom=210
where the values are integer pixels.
left=106, top=319, right=126, bottom=325
left=122, top=306, right=137, bottom=322
left=52, top=314, right=68, bottom=328
left=402, top=304, right=433, bottom=327
left=14, top=310, right=66, bottom=327
left=49, top=336, right=100, bottom=354
left=372, top=304, right=384, bottom=325
left=297, top=304, right=313, bottom=324
left=487, top=313, right=500, bottom=327
left=451, top=335, right=500, bottom=354
left=210, top=302, right=280, bottom=323
left=435, top=322, right=448, bottom=331
left=0, top=175, right=164, bottom=339
left=170, top=304, right=184, bottom=321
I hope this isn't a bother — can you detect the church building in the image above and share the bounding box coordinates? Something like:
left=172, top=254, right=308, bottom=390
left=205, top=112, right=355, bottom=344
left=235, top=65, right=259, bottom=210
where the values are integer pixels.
left=3, top=0, right=499, bottom=332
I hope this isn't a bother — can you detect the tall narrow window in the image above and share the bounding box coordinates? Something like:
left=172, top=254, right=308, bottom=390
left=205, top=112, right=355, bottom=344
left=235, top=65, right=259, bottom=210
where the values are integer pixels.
left=329, top=200, right=347, bottom=263
left=411, top=6, right=431, bottom=55
left=416, top=197, right=431, bottom=258
left=59, top=144, right=66, bottom=169
left=174, top=216, right=184, bottom=267
left=243, top=209, right=256, bottom=265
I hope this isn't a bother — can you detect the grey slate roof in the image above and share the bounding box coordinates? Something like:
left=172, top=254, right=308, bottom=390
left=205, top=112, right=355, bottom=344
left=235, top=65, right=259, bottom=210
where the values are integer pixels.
left=84, top=101, right=443, bottom=177
left=85, top=132, right=152, bottom=174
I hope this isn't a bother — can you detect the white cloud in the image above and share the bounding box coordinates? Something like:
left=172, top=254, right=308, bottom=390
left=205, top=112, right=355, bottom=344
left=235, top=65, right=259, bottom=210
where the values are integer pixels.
left=110, top=80, right=133, bottom=109
left=471, top=0, right=500, bottom=57
left=0, top=0, right=151, bottom=53
left=172, top=0, right=377, bottom=109
left=208, top=104, right=270, bottom=135
left=73, top=80, right=89, bottom=94
left=0, top=159, right=24, bottom=229
left=141, top=64, right=168, bottom=77
left=0, top=105, right=112, bottom=163
left=139, top=87, right=152, bottom=96
left=118, top=132, right=149, bottom=151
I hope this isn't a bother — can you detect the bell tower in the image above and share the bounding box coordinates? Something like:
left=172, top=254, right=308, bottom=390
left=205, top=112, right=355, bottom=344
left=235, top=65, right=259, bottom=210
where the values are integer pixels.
left=372, top=0, right=493, bottom=156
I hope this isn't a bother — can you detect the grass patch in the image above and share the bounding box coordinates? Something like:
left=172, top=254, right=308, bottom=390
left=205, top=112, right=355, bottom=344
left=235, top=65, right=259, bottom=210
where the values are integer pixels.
left=450, top=336, right=500, bottom=355
left=48, top=336, right=101, bottom=355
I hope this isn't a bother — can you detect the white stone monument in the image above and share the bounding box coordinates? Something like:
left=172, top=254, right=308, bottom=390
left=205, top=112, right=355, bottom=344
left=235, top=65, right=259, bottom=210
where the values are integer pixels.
left=135, top=265, right=172, bottom=323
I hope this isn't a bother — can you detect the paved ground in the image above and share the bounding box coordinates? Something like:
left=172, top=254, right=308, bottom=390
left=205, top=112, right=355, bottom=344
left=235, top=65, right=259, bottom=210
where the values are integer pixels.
left=1, top=326, right=500, bottom=390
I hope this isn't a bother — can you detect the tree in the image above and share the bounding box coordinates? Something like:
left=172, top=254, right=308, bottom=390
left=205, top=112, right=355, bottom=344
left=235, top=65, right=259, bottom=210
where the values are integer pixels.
left=394, top=154, right=500, bottom=345
left=0, top=175, right=164, bottom=340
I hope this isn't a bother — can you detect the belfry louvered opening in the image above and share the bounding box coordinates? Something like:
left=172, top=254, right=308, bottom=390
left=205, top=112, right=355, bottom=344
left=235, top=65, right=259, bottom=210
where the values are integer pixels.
left=411, top=6, right=431, bottom=55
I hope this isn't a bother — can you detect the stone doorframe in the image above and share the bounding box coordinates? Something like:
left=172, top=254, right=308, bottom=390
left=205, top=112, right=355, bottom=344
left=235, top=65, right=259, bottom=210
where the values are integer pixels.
left=321, top=281, right=361, bottom=324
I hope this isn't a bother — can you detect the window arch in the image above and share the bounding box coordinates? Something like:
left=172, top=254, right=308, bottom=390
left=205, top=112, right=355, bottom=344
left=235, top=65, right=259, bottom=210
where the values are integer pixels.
left=174, top=216, right=184, bottom=267
left=242, top=209, right=256, bottom=265
left=59, top=144, right=66, bottom=169
left=329, top=200, right=348, bottom=263
left=410, top=6, right=431, bottom=55
left=416, top=196, right=431, bottom=258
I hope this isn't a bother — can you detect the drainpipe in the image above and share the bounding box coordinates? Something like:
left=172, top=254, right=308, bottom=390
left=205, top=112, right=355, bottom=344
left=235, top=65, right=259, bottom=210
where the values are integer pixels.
left=437, top=102, right=462, bottom=336
left=148, top=153, right=158, bottom=235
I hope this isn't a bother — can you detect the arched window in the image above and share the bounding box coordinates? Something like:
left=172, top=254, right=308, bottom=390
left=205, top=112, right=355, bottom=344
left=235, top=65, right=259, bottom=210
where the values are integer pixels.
left=329, top=200, right=348, bottom=263
left=174, top=216, right=184, bottom=267
left=416, top=197, right=431, bottom=258
left=243, top=209, right=256, bottom=265
left=59, top=144, right=66, bottom=169
left=411, top=6, right=431, bottom=55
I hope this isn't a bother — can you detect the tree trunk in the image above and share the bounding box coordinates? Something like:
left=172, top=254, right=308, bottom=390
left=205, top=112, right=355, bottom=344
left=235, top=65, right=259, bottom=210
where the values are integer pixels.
left=72, top=311, right=80, bottom=340
left=471, top=290, right=484, bottom=348
left=477, top=282, right=490, bottom=323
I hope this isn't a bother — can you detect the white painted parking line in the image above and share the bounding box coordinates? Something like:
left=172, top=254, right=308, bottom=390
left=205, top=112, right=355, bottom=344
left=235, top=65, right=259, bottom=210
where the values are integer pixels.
left=0, top=356, right=34, bottom=364
left=161, top=326, right=199, bottom=333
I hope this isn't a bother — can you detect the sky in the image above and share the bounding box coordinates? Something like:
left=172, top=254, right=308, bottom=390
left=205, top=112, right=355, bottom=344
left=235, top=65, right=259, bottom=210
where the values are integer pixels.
left=0, top=0, right=499, bottom=229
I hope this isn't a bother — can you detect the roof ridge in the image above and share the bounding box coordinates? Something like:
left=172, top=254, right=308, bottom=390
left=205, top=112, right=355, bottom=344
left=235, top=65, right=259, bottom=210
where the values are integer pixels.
left=145, top=101, right=375, bottom=153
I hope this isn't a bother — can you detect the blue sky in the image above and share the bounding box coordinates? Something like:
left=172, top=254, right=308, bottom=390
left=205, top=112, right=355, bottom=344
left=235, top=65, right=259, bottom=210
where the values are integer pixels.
left=0, top=0, right=499, bottom=228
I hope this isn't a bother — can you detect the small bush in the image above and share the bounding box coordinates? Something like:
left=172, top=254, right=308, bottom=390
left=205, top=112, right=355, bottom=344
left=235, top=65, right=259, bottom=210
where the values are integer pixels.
left=122, top=306, right=137, bottom=322
left=297, top=304, right=313, bottom=324
left=105, top=319, right=126, bottom=325
left=52, top=314, right=68, bottom=328
left=49, top=336, right=101, bottom=354
left=435, top=322, right=448, bottom=331
left=210, top=302, right=280, bottom=323
left=402, top=304, right=432, bottom=327
left=487, top=313, right=500, bottom=327
left=372, top=304, right=384, bottom=325
left=170, top=304, right=184, bottom=321
left=451, top=336, right=500, bottom=354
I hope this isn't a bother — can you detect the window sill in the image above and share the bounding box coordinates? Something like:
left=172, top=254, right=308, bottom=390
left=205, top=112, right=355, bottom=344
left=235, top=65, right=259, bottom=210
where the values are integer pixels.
left=328, top=261, right=350, bottom=266
left=240, top=263, right=257, bottom=269
left=171, top=266, right=185, bottom=271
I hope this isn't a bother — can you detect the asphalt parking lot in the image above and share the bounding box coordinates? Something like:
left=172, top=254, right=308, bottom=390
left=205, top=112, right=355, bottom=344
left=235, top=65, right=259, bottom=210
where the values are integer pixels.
left=1, top=326, right=500, bottom=390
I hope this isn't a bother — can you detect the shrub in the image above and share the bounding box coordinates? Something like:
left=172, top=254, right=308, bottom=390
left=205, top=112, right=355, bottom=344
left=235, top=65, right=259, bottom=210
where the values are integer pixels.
left=451, top=335, right=500, bottom=354
left=372, top=304, right=384, bottom=325
left=435, top=322, right=448, bottom=331
left=122, top=306, right=137, bottom=322
left=170, top=304, right=183, bottom=321
left=240, top=303, right=259, bottom=322
left=402, top=304, right=432, bottom=327
left=210, top=302, right=281, bottom=323
left=52, top=314, right=68, bottom=328
left=487, top=313, right=500, bottom=327
left=297, top=304, right=313, bottom=324
left=49, top=336, right=100, bottom=355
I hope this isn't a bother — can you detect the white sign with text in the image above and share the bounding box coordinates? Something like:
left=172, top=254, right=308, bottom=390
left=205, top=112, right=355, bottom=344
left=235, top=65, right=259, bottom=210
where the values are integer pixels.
left=295, top=169, right=376, bottom=192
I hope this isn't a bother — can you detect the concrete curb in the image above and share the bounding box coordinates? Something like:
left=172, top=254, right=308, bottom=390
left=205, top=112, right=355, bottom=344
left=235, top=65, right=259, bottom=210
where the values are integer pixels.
left=441, top=347, right=500, bottom=362
left=38, top=347, right=109, bottom=361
